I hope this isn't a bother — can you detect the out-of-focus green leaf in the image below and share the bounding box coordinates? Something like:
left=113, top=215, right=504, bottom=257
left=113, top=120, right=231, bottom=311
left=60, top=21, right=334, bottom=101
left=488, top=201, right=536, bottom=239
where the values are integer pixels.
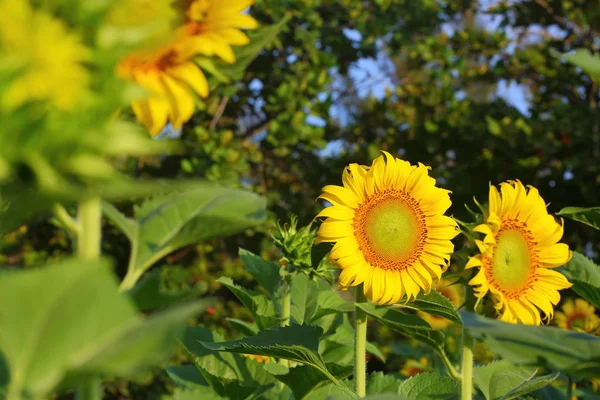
left=269, top=362, right=353, bottom=399
left=561, top=49, right=600, bottom=79
left=557, top=207, right=600, bottom=230
left=0, top=258, right=209, bottom=398
left=461, top=311, right=600, bottom=378
left=366, top=371, right=403, bottom=395
left=127, top=271, right=206, bottom=312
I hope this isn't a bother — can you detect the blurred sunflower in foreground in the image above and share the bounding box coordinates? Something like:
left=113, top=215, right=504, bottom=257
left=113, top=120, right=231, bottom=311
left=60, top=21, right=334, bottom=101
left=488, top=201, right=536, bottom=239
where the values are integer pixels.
left=0, top=0, right=90, bottom=111
left=118, top=0, right=258, bottom=135
left=466, top=180, right=572, bottom=325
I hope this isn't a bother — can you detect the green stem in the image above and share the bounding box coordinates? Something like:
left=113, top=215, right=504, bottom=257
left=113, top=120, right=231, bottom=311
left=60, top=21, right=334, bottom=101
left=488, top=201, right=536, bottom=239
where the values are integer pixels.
left=75, top=377, right=102, bottom=400
left=566, top=376, right=573, bottom=400
left=78, top=197, right=102, bottom=260
left=354, top=285, right=367, bottom=398
left=280, top=279, right=292, bottom=368
left=439, top=348, right=462, bottom=381
left=53, top=203, right=80, bottom=235
left=461, top=330, right=474, bottom=400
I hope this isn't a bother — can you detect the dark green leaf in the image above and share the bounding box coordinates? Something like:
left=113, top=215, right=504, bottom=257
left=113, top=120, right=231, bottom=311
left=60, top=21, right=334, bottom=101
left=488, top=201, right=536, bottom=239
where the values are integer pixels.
left=272, top=363, right=353, bottom=399
left=166, top=364, right=208, bottom=391
left=217, top=276, right=279, bottom=330
left=557, top=207, right=600, bottom=230
left=127, top=271, right=206, bottom=312
left=461, top=311, right=600, bottom=378
left=397, top=372, right=459, bottom=399
left=198, top=324, right=342, bottom=385
left=356, top=303, right=446, bottom=352
left=398, top=290, right=462, bottom=325
left=560, top=252, right=600, bottom=308
left=239, top=248, right=281, bottom=297
left=473, top=360, right=557, bottom=400
left=366, top=371, right=403, bottom=395
left=311, top=242, right=332, bottom=269
left=226, top=318, right=259, bottom=337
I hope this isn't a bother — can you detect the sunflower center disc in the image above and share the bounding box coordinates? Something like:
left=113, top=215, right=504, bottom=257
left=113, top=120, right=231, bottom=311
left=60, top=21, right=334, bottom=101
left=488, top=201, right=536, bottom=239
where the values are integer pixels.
left=364, top=198, right=419, bottom=262
left=491, top=229, right=532, bottom=292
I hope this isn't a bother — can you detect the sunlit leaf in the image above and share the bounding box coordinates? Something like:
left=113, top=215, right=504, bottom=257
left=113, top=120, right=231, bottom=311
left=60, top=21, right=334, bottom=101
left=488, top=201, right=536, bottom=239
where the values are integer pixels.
left=397, top=372, right=458, bottom=399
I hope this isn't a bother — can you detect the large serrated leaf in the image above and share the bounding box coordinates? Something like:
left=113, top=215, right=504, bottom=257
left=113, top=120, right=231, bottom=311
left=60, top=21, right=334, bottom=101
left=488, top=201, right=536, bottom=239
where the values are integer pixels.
left=366, top=371, right=403, bottom=395
left=270, top=363, right=353, bottom=400
left=179, top=326, right=275, bottom=399
left=397, top=372, right=459, bottom=399
left=461, top=311, right=600, bottom=378
left=396, top=290, right=462, bottom=325
left=559, top=251, right=600, bottom=308
left=104, top=184, right=266, bottom=291
left=0, top=258, right=209, bottom=398
left=217, top=276, right=280, bottom=330
left=198, top=324, right=342, bottom=386
left=473, top=360, right=557, bottom=400
left=239, top=249, right=281, bottom=297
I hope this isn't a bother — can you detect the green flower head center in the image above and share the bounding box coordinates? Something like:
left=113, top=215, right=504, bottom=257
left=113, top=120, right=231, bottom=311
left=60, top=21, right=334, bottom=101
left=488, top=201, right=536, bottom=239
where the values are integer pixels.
left=364, top=198, right=421, bottom=262
left=491, top=228, right=533, bottom=292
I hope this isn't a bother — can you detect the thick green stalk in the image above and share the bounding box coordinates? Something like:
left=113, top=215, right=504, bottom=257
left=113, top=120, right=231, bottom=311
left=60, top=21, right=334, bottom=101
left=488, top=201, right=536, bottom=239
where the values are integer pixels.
left=280, top=280, right=291, bottom=368
left=354, top=285, right=367, bottom=397
left=76, top=197, right=103, bottom=399
left=75, top=377, right=102, bottom=400
left=78, top=197, right=102, bottom=260
left=461, top=330, right=474, bottom=400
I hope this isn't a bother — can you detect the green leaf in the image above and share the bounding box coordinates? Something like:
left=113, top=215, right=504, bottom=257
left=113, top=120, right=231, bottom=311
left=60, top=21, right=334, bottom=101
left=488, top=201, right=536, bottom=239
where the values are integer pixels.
left=198, top=324, right=342, bottom=386
left=311, top=242, right=332, bottom=269
left=312, top=290, right=354, bottom=321
left=485, top=116, right=502, bottom=136
left=366, top=371, right=403, bottom=395
left=239, top=248, right=281, bottom=297
left=217, top=276, right=279, bottom=330
left=179, top=326, right=275, bottom=399
left=166, top=364, right=208, bottom=391
left=557, top=206, right=600, bottom=230
left=290, top=274, right=320, bottom=324
left=0, top=258, right=209, bottom=398
left=225, top=318, right=259, bottom=337
left=560, top=251, right=600, bottom=308
left=356, top=303, right=445, bottom=352
left=127, top=271, right=206, bottom=312
left=561, top=49, right=600, bottom=80
left=271, top=363, right=353, bottom=399
left=473, top=360, right=557, bottom=400
left=397, top=290, right=462, bottom=325
left=321, top=320, right=386, bottom=365
left=397, top=372, right=459, bottom=399
left=461, top=311, right=600, bottom=378
left=110, top=184, right=266, bottom=290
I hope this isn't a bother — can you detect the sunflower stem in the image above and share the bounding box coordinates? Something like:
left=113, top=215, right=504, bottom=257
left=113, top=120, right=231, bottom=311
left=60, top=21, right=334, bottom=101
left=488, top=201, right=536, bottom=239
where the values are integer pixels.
left=75, top=376, right=102, bottom=400
left=566, top=376, right=573, bottom=400
left=439, top=348, right=462, bottom=381
left=78, top=196, right=102, bottom=260
left=280, top=278, right=291, bottom=368
left=354, top=285, right=367, bottom=397
left=460, top=330, right=474, bottom=400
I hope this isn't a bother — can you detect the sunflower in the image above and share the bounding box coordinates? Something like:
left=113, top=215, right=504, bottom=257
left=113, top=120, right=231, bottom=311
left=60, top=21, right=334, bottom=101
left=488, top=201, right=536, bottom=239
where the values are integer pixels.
left=418, top=278, right=464, bottom=329
left=316, top=152, right=459, bottom=304
left=0, top=0, right=90, bottom=110
left=117, top=42, right=208, bottom=136
left=176, top=0, right=258, bottom=63
left=400, top=357, right=429, bottom=377
left=555, top=298, right=599, bottom=334
left=466, top=180, right=572, bottom=325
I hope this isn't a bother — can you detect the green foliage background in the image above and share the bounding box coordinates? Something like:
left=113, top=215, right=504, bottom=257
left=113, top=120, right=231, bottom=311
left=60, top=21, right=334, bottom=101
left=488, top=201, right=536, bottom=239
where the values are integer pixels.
left=2, top=0, right=600, bottom=398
